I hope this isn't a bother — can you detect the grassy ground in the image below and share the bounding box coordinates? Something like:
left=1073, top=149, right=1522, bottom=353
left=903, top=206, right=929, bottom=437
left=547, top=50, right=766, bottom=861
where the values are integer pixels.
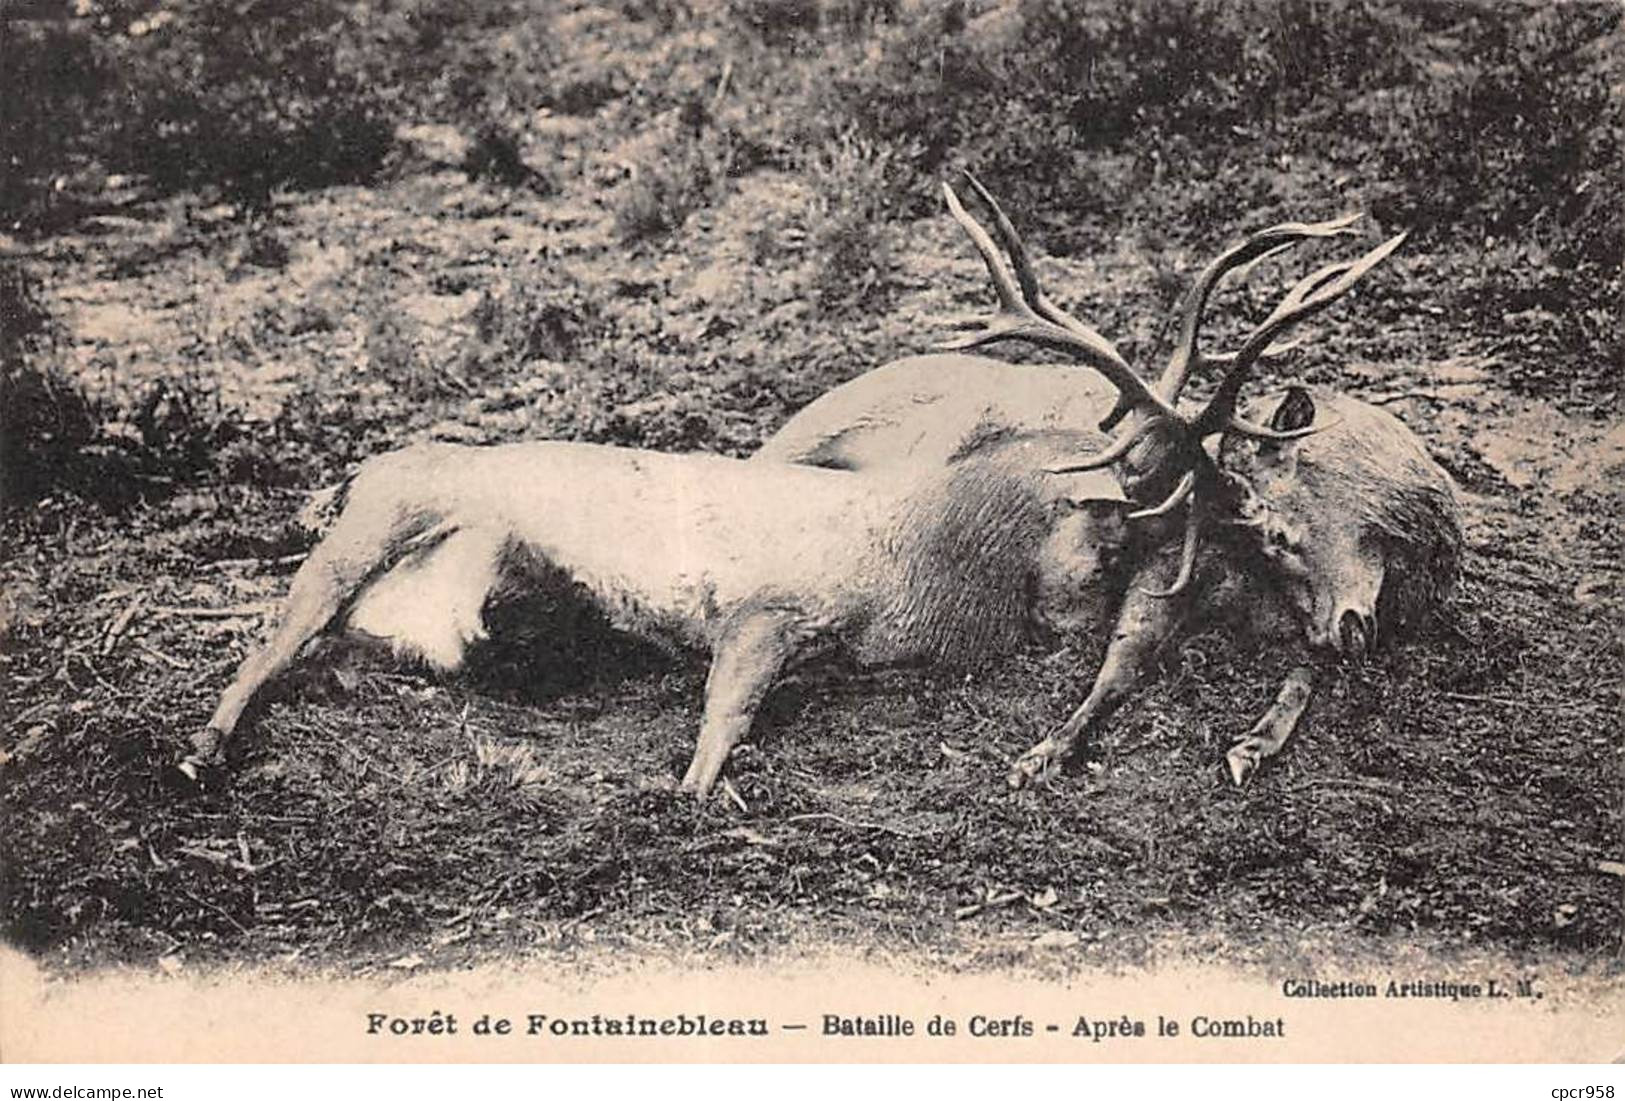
left=1, top=1, right=1621, bottom=982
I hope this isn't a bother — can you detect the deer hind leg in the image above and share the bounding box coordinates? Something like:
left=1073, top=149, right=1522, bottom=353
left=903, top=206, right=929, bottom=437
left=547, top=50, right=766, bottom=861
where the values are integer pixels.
left=1009, top=571, right=1190, bottom=790
left=184, top=502, right=458, bottom=779
left=186, top=554, right=372, bottom=779
left=679, top=611, right=798, bottom=800
left=1225, top=664, right=1315, bottom=786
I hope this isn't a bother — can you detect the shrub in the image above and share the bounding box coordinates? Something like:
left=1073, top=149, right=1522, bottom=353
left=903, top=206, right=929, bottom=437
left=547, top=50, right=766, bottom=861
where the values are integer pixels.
left=1357, top=4, right=1622, bottom=266
left=108, top=0, right=397, bottom=211
left=727, top=0, right=822, bottom=45
left=0, top=263, right=270, bottom=510
left=1, top=361, right=99, bottom=511
left=1, top=266, right=89, bottom=509
left=1, top=1, right=400, bottom=223
left=0, top=360, right=229, bottom=514
left=0, top=17, right=120, bottom=232
left=466, top=277, right=609, bottom=372
left=614, top=128, right=739, bottom=243
left=802, top=133, right=915, bottom=315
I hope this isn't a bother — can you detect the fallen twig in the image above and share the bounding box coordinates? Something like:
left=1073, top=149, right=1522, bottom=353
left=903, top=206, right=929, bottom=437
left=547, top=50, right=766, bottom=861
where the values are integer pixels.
left=559, top=906, right=606, bottom=936
left=721, top=776, right=749, bottom=814
left=5, top=700, right=51, bottom=728
left=1440, top=691, right=1577, bottom=712
left=178, top=842, right=280, bottom=876
left=101, top=593, right=148, bottom=655
left=153, top=603, right=275, bottom=620
left=178, top=887, right=250, bottom=934
left=955, top=890, right=1025, bottom=920
left=1288, top=777, right=1401, bottom=795
left=712, top=57, right=734, bottom=109
left=135, top=639, right=191, bottom=670
left=721, top=826, right=776, bottom=847
left=203, top=553, right=308, bottom=573
left=76, top=655, right=119, bottom=694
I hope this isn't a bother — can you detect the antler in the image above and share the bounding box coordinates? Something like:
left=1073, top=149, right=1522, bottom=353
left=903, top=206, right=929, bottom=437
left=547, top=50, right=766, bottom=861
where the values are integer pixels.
left=1153, top=213, right=1365, bottom=405
left=1192, top=231, right=1408, bottom=439
left=938, top=173, right=1408, bottom=599
left=1141, top=506, right=1202, bottom=598
left=939, top=177, right=1181, bottom=454
left=957, top=173, right=1123, bottom=352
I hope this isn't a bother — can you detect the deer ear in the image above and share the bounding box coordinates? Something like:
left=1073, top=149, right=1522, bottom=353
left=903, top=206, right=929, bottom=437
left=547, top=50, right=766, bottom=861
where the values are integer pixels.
left=1055, top=468, right=1129, bottom=510
left=1074, top=497, right=1134, bottom=518
left=1054, top=496, right=1133, bottom=525
left=1270, top=386, right=1317, bottom=433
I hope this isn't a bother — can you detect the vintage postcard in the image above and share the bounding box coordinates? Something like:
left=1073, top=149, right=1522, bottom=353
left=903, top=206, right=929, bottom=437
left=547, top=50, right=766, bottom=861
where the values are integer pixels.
left=2, top=0, right=1620, bottom=1066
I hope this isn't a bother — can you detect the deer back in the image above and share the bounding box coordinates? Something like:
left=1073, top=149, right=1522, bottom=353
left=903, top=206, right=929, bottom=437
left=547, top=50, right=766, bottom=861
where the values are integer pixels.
left=755, top=353, right=1121, bottom=472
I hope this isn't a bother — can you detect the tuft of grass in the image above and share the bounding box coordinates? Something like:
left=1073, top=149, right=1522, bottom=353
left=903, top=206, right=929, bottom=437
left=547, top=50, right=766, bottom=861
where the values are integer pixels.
left=614, top=132, right=734, bottom=244
left=802, top=132, right=914, bottom=316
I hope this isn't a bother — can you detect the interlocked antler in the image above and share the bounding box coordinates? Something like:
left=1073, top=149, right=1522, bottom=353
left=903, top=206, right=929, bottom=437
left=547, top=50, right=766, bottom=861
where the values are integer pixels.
left=939, top=172, right=1406, bottom=596
left=939, top=179, right=1177, bottom=426
left=1152, top=213, right=1365, bottom=405
left=1190, top=232, right=1408, bottom=439
left=1151, top=230, right=1403, bottom=596
left=955, top=172, right=1126, bottom=360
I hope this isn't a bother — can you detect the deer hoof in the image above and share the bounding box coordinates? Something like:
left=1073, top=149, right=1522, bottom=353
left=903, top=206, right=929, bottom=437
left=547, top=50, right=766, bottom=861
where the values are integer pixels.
left=169, top=753, right=217, bottom=792
left=1007, top=750, right=1057, bottom=790
left=676, top=774, right=712, bottom=801
left=1225, top=741, right=1262, bottom=787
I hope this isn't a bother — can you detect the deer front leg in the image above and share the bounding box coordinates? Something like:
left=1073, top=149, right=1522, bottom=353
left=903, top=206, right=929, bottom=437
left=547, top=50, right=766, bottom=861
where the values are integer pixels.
left=1225, top=664, right=1314, bottom=786
left=1009, top=573, right=1191, bottom=790
left=679, top=611, right=799, bottom=800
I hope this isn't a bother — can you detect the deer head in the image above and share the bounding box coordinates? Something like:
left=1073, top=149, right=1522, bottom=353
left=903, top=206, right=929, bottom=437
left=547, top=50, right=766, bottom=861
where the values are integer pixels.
left=937, top=172, right=1413, bottom=627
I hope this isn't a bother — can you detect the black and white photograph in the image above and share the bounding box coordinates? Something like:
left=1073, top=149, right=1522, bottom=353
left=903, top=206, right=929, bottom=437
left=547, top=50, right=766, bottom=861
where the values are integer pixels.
left=1, top=0, right=1620, bottom=1066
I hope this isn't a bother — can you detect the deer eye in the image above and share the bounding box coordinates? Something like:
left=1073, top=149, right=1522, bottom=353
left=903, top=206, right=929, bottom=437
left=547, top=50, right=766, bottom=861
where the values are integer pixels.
left=1268, top=528, right=1294, bottom=552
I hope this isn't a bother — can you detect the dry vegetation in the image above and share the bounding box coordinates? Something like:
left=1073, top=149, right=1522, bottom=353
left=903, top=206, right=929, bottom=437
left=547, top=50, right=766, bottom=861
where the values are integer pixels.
left=1, top=0, right=1620, bottom=978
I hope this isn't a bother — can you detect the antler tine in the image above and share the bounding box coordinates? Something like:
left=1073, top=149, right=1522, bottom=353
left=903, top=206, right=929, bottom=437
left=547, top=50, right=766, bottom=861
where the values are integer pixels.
left=940, top=180, right=1028, bottom=319
left=1155, top=213, right=1364, bottom=403
left=961, top=171, right=1123, bottom=351
left=1272, top=230, right=1407, bottom=321
left=959, top=171, right=1043, bottom=319
left=1226, top=412, right=1344, bottom=443
left=939, top=182, right=1179, bottom=422
left=1127, top=470, right=1195, bottom=520
left=1140, top=510, right=1201, bottom=598
left=1193, top=231, right=1408, bottom=438
left=1043, top=417, right=1164, bottom=475
left=1204, top=334, right=1306, bottom=367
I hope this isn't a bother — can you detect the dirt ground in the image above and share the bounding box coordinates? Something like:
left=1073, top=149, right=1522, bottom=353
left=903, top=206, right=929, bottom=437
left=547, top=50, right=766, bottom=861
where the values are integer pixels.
left=2, top=134, right=1622, bottom=990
